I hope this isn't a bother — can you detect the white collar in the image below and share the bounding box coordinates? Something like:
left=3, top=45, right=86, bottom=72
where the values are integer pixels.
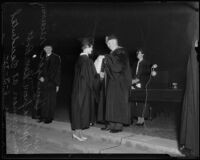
left=138, top=59, right=143, bottom=63
left=80, top=52, right=88, bottom=56
left=46, top=53, right=52, bottom=57
left=112, top=46, right=122, bottom=52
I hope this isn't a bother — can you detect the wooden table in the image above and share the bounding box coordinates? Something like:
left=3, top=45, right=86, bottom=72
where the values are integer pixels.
left=129, top=88, right=184, bottom=103
left=129, top=88, right=184, bottom=120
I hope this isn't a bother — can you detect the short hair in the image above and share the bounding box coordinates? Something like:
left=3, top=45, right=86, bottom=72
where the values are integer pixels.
left=105, top=34, right=118, bottom=43
left=136, top=49, right=144, bottom=56
left=82, top=43, right=93, bottom=50
left=44, top=45, right=53, bottom=50
left=81, top=39, right=93, bottom=50
left=80, top=37, right=94, bottom=50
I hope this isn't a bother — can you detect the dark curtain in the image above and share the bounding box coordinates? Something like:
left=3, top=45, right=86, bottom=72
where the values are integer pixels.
left=179, top=38, right=199, bottom=157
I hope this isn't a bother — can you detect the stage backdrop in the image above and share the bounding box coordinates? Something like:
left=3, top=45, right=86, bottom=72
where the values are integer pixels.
left=2, top=2, right=198, bottom=112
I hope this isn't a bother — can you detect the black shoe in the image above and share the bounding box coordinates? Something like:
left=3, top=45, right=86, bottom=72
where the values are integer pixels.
left=44, top=120, right=52, bottom=124
left=101, top=125, right=110, bottom=131
left=37, top=119, right=43, bottom=123
left=32, top=116, right=37, bottom=119
left=135, top=122, right=144, bottom=126
left=109, top=129, right=122, bottom=133
left=180, top=146, right=192, bottom=157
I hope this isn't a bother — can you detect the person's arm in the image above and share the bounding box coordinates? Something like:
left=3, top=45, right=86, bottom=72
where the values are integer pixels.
left=104, top=53, right=125, bottom=73
left=104, top=50, right=127, bottom=79
left=55, top=56, right=61, bottom=92
left=132, top=78, right=140, bottom=84
left=137, top=60, right=151, bottom=87
left=55, top=56, right=61, bottom=87
left=39, top=59, right=46, bottom=83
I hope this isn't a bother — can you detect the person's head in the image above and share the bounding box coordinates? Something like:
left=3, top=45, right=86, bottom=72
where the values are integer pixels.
left=81, top=38, right=93, bottom=54
left=105, top=35, right=119, bottom=51
left=136, top=49, right=144, bottom=60
left=44, top=45, right=53, bottom=56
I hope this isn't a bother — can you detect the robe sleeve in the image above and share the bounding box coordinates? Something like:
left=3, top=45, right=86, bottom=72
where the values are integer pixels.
left=86, top=59, right=99, bottom=90
left=104, top=50, right=127, bottom=78
left=72, top=59, right=87, bottom=107
left=72, top=57, right=100, bottom=107
left=86, top=59, right=101, bottom=102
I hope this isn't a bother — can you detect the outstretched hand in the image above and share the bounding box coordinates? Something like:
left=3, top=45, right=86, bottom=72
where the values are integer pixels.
left=39, top=77, right=45, bottom=82
left=56, top=86, right=59, bottom=92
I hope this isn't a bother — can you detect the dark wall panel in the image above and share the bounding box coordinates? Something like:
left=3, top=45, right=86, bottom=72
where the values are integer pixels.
left=2, top=2, right=198, bottom=110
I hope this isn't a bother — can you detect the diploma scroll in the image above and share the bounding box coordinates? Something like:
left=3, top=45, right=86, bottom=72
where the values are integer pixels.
left=94, top=55, right=104, bottom=74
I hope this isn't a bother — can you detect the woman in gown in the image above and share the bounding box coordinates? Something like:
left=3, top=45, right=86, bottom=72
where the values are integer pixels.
left=71, top=38, right=99, bottom=141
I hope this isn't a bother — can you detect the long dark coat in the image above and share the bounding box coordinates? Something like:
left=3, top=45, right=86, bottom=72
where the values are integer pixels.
left=97, top=78, right=106, bottom=123
left=132, top=59, right=151, bottom=89
left=104, top=48, right=132, bottom=125
left=71, top=55, right=98, bottom=130
left=180, top=44, right=199, bottom=157
left=40, top=53, right=61, bottom=120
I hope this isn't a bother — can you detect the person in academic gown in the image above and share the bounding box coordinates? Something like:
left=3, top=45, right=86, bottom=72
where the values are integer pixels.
left=131, top=49, right=151, bottom=126
left=71, top=38, right=99, bottom=141
left=38, top=45, right=61, bottom=124
left=179, top=39, right=199, bottom=157
left=101, top=35, right=132, bottom=133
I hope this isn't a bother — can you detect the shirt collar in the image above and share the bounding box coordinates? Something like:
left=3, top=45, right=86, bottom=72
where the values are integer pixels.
left=138, top=59, right=143, bottom=63
left=80, top=52, right=88, bottom=56
left=46, top=53, right=52, bottom=57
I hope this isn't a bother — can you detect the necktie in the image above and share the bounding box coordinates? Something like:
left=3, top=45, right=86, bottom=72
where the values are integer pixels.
left=136, top=60, right=141, bottom=75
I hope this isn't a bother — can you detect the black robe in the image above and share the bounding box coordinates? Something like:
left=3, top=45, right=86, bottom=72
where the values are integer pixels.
left=71, top=55, right=98, bottom=130
left=180, top=45, right=199, bottom=157
left=39, top=53, right=61, bottom=120
left=104, top=48, right=132, bottom=125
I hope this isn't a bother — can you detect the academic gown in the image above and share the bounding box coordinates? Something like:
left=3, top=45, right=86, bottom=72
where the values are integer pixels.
left=97, top=76, right=107, bottom=123
left=39, top=53, right=61, bottom=121
left=179, top=45, right=199, bottom=157
left=104, top=48, right=132, bottom=125
left=71, top=55, right=99, bottom=130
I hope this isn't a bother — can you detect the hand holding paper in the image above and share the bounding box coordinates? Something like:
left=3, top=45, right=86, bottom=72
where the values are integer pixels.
left=132, top=78, right=139, bottom=84
left=39, top=77, right=45, bottom=82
